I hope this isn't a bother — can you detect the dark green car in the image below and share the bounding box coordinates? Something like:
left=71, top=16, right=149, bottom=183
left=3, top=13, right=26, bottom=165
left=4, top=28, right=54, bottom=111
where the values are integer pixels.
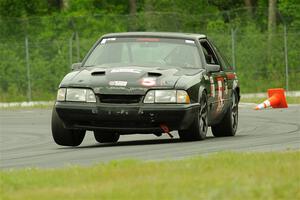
left=52, top=32, right=240, bottom=146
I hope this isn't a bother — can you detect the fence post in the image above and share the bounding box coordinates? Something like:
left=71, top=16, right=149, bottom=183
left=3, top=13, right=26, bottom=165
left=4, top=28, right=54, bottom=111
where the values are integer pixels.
left=277, top=11, right=289, bottom=92
left=75, top=31, right=80, bottom=62
left=25, top=36, right=32, bottom=101
left=69, top=33, right=74, bottom=68
left=231, top=28, right=236, bottom=70
left=284, top=24, right=289, bottom=91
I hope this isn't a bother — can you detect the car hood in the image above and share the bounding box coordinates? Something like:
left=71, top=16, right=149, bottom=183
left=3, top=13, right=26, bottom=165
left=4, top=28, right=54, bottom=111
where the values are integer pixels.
left=60, top=65, right=203, bottom=95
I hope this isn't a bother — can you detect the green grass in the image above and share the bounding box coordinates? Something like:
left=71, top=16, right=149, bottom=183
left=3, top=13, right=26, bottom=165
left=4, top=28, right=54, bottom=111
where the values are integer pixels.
left=240, top=96, right=300, bottom=104
left=1, top=151, right=299, bottom=200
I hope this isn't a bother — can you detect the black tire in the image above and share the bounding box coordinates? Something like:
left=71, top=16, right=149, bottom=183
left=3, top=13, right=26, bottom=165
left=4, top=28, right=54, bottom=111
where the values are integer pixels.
left=211, top=90, right=239, bottom=137
left=179, top=92, right=208, bottom=141
left=94, top=131, right=120, bottom=143
left=51, top=108, right=86, bottom=146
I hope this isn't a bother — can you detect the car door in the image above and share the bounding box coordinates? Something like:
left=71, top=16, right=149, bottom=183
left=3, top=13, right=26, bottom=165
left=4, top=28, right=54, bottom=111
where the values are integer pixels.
left=199, top=39, right=227, bottom=122
left=209, top=40, right=236, bottom=107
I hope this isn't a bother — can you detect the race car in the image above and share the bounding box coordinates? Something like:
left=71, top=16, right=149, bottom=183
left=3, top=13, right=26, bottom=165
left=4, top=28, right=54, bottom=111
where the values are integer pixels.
left=52, top=32, right=240, bottom=146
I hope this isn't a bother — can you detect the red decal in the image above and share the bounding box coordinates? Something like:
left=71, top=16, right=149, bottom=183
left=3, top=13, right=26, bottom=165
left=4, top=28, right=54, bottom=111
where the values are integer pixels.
left=226, top=73, right=236, bottom=80
left=140, top=78, right=156, bottom=87
left=136, top=38, right=160, bottom=42
left=216, top=77, right=224, bottom=81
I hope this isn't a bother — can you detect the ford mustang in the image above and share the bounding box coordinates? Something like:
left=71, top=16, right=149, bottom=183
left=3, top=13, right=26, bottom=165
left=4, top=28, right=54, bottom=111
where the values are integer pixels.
left=52, top=32, right=240, bottom=146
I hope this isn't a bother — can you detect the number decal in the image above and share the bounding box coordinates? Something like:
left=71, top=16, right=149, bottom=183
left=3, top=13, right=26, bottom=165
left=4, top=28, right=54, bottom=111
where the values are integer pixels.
left=210, top=77, right=215, bottom=97
left=216, top=77, right=225, bottom=111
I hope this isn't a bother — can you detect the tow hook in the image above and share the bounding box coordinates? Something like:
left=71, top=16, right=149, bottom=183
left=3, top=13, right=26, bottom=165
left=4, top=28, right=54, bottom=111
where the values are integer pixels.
left=160, top=124, right=173, bottom=138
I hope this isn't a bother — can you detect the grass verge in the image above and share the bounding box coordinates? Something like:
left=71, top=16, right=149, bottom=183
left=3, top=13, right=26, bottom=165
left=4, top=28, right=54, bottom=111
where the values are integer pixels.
left=0, top=104, right=53, bottom=110
left=1, top=151, right=299, bottom=200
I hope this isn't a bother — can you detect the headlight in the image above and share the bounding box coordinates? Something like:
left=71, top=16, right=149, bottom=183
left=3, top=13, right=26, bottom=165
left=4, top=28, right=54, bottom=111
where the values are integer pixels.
left=56, top=88, right=96, bottom=102
left=144, top=90, right=190, bottom=104
left=86, top=89, right=97, bottom=102
left=57, top=88, right=66, bottom=101
left=177, top=90, right=190, bottom=103
left=66, top=88, right=87, bottom=102
left=143, top=90, right=155, bottom=103
left=155, top=90, right=176, bottom=103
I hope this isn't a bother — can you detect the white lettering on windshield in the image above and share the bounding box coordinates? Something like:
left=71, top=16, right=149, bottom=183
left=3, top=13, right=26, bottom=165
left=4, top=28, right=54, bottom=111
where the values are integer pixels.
left=100, top=38, right=116, bottom=44
left=185, top=40, right=195, bottom=44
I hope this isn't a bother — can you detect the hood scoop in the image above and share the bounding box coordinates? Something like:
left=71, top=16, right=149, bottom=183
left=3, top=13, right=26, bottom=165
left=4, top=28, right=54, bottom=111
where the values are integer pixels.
left=147, top=72, right=162, bottom=77
left=91, top=71, right=105, bottom=76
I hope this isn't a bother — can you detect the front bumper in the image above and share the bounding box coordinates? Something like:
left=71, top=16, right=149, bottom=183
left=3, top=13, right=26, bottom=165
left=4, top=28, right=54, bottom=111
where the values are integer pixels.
left=55, top=102, right=199, bottom=134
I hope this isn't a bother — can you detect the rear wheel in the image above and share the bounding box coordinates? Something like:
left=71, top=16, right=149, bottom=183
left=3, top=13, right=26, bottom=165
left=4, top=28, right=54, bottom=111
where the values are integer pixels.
left=94, top=131, right=120, bottom=143
left=179, top=92, right=208, bottom=141
left=51, top=108, right=86, bottom=146
left=211, top=90, right=238, bottom=137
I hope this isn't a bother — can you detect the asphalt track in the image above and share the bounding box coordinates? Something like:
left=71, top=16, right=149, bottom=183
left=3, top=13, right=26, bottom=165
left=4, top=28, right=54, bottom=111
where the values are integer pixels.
left=0, top=104, right=299, bottom=169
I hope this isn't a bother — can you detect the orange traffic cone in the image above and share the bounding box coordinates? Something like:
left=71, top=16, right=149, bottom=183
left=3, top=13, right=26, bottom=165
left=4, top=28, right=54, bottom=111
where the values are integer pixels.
left=254, top=88, right=288, bottom=110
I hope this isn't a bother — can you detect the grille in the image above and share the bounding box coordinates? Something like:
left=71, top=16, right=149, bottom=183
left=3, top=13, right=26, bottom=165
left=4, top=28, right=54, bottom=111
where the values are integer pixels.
left=98, top=94, right=143, bottom=104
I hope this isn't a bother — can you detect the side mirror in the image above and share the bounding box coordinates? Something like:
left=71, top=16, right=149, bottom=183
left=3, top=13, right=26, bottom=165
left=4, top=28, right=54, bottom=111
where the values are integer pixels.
left=206, top=64, right=220, bottom=73
left=71, top=62, right=82, bottom=71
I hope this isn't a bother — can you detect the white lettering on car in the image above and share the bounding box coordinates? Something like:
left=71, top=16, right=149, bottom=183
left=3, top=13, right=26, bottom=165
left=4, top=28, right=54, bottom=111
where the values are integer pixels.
left=216, top=77, right=225, bottom=111
left=109, top=81, right=127, bottom=87
left=185, top=40, right=195, bottom=44
left=100, top=37, right=116, bottom=44
left=224, top=79, right=228, bottom=95
left=210, top=77, right=215, bottom=97
left=111, top=68, right=141, bottom=74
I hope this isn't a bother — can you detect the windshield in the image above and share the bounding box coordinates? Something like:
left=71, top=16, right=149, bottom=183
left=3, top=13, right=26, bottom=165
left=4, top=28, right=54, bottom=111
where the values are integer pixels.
left=83, top=37, right=202, bottom=69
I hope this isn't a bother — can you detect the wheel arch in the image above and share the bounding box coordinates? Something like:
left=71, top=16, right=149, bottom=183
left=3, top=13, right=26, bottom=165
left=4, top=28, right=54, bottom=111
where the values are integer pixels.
left=198, top=85, right=207, bottom=102
left=234, top=86, right=240, bottom=102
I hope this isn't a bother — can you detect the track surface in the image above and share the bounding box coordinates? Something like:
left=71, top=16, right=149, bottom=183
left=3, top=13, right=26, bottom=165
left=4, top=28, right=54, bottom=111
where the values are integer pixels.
left=1, top=105, right=299, bottom=169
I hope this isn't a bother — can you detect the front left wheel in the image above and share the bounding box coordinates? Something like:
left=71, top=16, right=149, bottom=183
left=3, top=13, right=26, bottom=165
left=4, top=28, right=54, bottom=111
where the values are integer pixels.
left=211, top=90, right=239, bottom=137
left=178, top=92, right=208, bottom=141
left=51, top=108, right=86, bottom=146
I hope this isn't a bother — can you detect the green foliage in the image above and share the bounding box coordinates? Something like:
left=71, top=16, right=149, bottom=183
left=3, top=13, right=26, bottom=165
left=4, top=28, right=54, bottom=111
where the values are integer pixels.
left=210, top=0, right=244, bottom=10
left=278, top=0, right=300, bottom=27
left=0, top=1, right=299, bottom=101
left=0, top=0, right=49, bottom=17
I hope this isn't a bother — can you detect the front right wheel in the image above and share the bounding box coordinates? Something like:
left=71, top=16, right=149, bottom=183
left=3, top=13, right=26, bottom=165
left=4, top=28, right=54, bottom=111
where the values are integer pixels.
left=51, top=108, right=86, bottom=146
left=211, top=90, right=239, bottom=137
left=94, top=131, right=120, bottom=143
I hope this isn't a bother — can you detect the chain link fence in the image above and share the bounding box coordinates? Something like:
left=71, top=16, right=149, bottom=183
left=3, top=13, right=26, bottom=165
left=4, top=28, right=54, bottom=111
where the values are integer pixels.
left=0, top=10, right=299, bottom=101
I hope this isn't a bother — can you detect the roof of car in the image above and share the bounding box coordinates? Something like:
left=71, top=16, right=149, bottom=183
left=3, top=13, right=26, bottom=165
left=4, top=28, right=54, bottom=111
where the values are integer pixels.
left=101, top=32, right=207, bottom=40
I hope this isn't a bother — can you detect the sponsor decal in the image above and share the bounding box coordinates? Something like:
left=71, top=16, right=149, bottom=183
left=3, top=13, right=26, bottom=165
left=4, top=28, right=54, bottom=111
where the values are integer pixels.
left=209, top=77, right=215, bottom=97
left=185, top=40, right=195, bottom=44
left=141, top=77, right=156, bottom=87
left=224, top=79, right=228, bottom=95
left=100, top=39, right=106, bottom=44
left=233, top=79, right=238, bottom=89
left=136, top=38, right=160, bottom=42
left=216, top=77, right=225, bottom=111
left=226, top=73, right=236, bottom=80
left=110, top=68, right=141, bottom=74
left=109, top=81, right=127, bottom=87
left=100, top=38, right=116, bottom=44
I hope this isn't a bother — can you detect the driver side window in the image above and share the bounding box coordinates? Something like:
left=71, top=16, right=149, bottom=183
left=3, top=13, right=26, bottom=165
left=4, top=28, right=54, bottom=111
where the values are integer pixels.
left=200, top=40, right=219, bottom=65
